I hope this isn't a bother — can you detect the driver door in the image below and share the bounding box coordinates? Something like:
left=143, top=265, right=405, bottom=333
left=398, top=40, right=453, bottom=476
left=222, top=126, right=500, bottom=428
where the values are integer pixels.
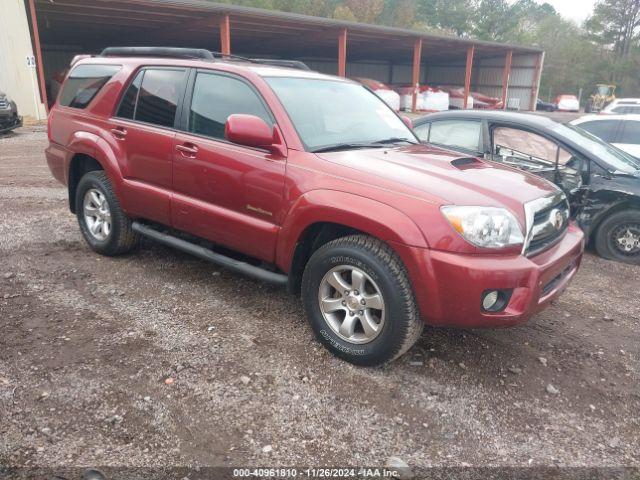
left=490, top=126, right=558, bottom=182
left=171, top=70, right=286, bottom=262
left=489, top=125, right=587, bottom=211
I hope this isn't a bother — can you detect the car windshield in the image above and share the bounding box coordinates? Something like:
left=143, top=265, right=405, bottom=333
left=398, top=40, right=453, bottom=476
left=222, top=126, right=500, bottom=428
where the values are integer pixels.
left=264, top=77, right=417, bottom=152
left=554, top=123, right=640, bottom=174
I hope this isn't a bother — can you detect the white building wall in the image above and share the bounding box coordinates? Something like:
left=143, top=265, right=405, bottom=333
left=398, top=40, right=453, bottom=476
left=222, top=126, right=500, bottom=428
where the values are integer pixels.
left=0, top=0, right=46, bottom=120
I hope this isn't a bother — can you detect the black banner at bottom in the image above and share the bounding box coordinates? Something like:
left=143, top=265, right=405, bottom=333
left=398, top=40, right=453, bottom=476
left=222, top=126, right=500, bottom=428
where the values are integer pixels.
left=0, top=466, right=638, bottom=480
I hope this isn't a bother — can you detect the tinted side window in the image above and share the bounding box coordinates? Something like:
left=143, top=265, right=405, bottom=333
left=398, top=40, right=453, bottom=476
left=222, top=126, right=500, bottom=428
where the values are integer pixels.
left=619, top=121, right=640, bottom=144
left=116, top=70, right=144, bottom=119
left=413, top=122, right=430, bottom=142
left=429, top=120, right=481, bottom=152
left=189, top=73, right=273, bottom=140
left=611, top=106, right=640, bottom=114
left=577, top=120, right=619, bottom=143
left=135, top=69, right=186, bottom=128
left=59, top=64, right=120, bottom=109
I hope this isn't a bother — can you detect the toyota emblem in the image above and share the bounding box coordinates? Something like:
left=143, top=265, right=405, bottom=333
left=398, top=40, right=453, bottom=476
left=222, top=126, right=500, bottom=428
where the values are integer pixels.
left=550, top=209, right=565, bottom=230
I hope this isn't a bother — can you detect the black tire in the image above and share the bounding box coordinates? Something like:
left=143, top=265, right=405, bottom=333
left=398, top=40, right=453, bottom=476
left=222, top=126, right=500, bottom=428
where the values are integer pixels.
left=75, top=170, right=139, bottom=256
left=594, top=209, right=640, bottom=265
left=301, top=234, right=423, bottom=366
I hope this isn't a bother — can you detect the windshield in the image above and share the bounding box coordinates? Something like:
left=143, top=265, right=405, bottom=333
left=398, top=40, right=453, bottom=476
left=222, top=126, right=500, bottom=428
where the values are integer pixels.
left=265, top=77, right=417, bottom=152
left=554, top=123, right=640, bottom=174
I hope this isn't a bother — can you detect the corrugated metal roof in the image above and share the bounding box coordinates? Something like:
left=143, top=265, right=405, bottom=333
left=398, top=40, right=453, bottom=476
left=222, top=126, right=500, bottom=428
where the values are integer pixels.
left=34, top=0, right=542, bottom=60
left=129, top=0, right=543, bottom=53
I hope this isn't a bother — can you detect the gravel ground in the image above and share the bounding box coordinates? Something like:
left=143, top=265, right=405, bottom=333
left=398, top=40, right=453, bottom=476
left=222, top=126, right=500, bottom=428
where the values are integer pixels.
left=0, top=126, right=639, bottom=474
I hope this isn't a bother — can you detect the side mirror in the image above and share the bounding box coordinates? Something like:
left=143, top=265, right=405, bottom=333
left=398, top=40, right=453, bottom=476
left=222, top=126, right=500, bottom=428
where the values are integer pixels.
left=225, top=114, right=275, bottom=150
left=400, top=115, right=413, bottom=129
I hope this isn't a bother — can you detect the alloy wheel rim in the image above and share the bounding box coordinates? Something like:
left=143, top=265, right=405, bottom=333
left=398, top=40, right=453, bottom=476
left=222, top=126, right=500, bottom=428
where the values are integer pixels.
left=318, top=265, right=385, bottom=344
left=612, top=223, right=640, bottom=256
left=83, top=188, right=112, bottom=241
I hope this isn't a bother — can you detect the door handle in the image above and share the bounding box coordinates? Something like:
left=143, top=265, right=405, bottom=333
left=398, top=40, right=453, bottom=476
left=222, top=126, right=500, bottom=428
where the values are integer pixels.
left=176, top=144, right=198, bottom=157
left=110, top=127, right=127, bottom=140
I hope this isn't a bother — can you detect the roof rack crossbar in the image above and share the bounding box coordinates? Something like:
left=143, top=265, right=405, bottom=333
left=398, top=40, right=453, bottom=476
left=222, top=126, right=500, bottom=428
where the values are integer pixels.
left=209, top=51, right=258, bottom=63
left=250, top=59, right=311, bottom=71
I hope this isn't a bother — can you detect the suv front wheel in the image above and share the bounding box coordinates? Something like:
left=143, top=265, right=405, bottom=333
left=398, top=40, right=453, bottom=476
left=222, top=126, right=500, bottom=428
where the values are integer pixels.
left=75, top=171, right=139, bottom=256
left=301, top=235, right=423, bottom=366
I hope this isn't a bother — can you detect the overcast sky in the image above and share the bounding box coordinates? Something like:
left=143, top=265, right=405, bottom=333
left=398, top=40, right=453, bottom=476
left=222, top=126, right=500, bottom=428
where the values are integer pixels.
left=522, top=0, right=597, bottom=25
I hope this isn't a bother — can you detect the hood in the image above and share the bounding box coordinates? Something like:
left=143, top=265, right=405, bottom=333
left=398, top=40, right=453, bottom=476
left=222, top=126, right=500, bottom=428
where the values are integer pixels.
left=610, top=171, right=640, bottom=191
left=315, top=143, right=560, bottom=220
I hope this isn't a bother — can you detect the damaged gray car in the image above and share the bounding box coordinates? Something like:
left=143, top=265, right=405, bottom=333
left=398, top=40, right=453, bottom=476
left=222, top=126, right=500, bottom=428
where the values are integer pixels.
left=413, top=110, right=640, bottom=264
left=0, top=91, right=22, bottom=134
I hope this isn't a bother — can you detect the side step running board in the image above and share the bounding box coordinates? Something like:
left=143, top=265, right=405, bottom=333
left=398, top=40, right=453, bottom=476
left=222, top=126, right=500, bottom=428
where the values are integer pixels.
left=132, top=222, right=288, bottom=286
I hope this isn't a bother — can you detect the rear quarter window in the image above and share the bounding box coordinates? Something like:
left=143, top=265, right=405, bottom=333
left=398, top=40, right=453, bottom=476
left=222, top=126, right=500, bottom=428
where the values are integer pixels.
left=612, top=106, right=640, bottom=114
left=59, top=64, right=121, bottom=109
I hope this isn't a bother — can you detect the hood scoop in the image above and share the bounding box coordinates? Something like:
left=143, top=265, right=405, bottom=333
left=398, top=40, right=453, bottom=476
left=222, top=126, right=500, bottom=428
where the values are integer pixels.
left=450, top=157, right=484, bottom=169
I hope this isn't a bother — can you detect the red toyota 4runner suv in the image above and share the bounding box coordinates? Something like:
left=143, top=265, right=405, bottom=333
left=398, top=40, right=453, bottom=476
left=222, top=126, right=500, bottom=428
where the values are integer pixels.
left=46, top=48, right=585, bottom=366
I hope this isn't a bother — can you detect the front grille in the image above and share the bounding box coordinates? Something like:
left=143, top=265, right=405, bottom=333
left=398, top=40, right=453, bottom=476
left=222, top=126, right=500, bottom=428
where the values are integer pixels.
left=523, top=192, right=570, bottom=256
left=0, top=98, right=8, bottom=109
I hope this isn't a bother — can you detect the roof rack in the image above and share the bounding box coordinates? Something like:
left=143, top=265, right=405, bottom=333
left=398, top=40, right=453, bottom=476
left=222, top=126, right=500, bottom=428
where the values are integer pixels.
left=250, top=59, right=310, bottom=71
left=100, top=47, right=214, bottom=60
left=99, top=47, right=311, bottom=71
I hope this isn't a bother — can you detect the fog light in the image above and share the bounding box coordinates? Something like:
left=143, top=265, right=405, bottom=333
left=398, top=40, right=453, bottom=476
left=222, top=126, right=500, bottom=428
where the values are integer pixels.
left=482, top=290, right=499, bottom=310
left=481, top=289, right=513, bottom=312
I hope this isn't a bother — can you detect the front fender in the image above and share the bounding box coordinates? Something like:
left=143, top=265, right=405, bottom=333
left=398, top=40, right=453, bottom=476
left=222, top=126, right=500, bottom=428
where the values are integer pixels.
left=579, top=197, right=640, bottom=239
left=275, top=189, right=429, bottom=272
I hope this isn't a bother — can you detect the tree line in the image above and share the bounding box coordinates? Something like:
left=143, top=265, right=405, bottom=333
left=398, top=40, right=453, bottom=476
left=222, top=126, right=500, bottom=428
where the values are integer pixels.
left=217, top=0, right=640, bottom=100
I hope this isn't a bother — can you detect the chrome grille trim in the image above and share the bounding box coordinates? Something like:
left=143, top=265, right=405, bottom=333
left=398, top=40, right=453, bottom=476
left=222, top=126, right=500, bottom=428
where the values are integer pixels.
left=522, top=191, right=570, bottom=257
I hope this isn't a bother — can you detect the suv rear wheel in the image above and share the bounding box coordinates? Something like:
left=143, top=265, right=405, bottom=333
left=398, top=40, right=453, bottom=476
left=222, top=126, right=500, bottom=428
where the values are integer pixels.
left=595, top=210, right=640, bottom=264
left=301, top=234, right=423, bottom=366
left=75, top=171, right=139, bottom=256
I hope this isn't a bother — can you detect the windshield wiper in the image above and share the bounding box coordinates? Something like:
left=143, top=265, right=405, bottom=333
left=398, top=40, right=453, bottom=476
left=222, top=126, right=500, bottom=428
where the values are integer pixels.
left=372, top=137, right=417, bottom=145
left=312, top=143, right=387, bottom=153
left=312, top=138, right=417, bottom=153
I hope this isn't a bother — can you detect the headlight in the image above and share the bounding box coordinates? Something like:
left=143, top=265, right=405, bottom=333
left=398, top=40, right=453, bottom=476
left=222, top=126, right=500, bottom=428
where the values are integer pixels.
left=441, top=206, right=524, bottom=249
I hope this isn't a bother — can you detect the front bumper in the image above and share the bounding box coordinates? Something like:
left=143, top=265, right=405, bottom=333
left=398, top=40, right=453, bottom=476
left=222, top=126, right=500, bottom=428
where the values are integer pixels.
left=0, top=114, right=22, bottom=134
left=399, top=223, right=584, bottom=328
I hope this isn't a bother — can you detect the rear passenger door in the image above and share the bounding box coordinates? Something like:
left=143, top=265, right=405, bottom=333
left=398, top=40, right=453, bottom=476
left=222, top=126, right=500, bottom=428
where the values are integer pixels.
left=171, top=70, right=286, bottom=262
left=111, top=67, right=187, bottom=225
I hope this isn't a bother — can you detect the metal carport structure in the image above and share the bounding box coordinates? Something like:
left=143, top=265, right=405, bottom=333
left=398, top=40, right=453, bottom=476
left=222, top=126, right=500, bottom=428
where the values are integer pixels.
left=25, top=0, right=544, bottom=113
